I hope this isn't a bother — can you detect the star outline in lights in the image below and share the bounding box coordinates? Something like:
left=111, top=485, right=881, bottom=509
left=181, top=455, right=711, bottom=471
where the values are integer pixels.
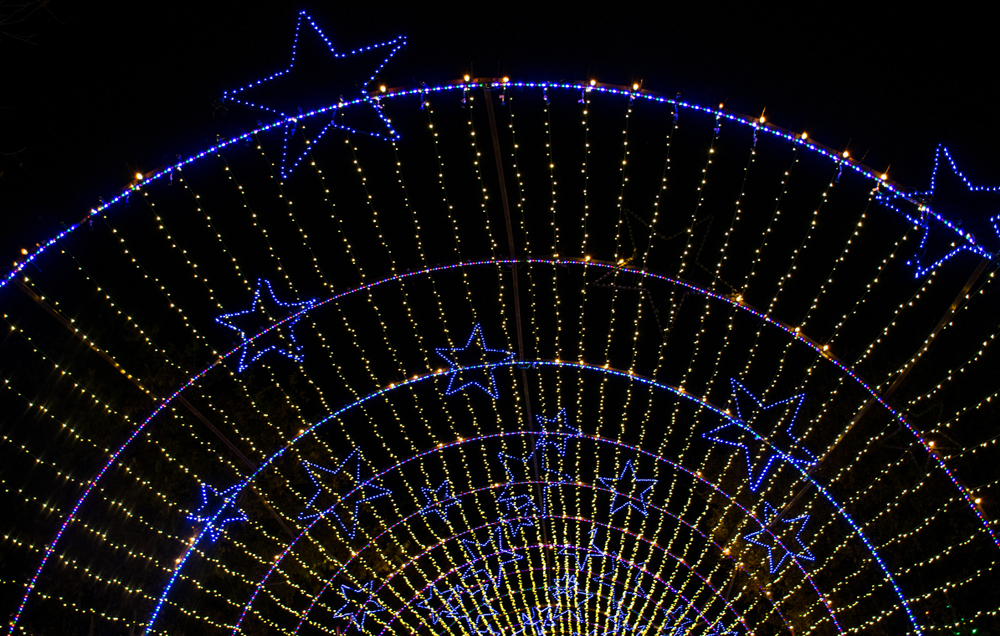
left=743, top=501, right=815, bottom=573
left=333, top=581, right=387, bottom=633
left=215, top=278, right=317, bottom=373
left=557, top=527, right=603, bottom=572
left=187, top=482, right=247, bottom=542
left=221, top=11, right=406, bottom=179
left=702, top=379, right=816, bottom=491
left=296, top=450, right=391, bottom=540
left=436, top=324, right=515, bottom=399
left=420, top=480, right=459, bottom=523
left=596, top=460, right=657, bottom=516
left=460, top=524, right=524, bottom=587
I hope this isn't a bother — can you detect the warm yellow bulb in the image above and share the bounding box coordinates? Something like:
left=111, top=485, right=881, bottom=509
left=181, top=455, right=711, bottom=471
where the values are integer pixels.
left=633, top=83, right=639, bottom=90
left=842, top=151, right=850, bottom=158
left=464, top=74, right=470, bottom=81
left=801, top=132, right=808, bottom=139
left=589, top=79, right=596, bottom=86
left=379, top=85, right=386, bottom=92
left=135, top=172, right=143, bottom=180
left=502, top=76, right=509, bottom=83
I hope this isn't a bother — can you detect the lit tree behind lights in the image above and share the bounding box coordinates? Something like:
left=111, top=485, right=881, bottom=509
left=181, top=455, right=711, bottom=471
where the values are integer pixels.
left=1, top=13, right=999, bottom=636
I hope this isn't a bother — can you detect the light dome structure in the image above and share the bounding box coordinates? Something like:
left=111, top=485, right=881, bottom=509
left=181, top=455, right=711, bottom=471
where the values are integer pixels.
left=2, top=16, right=998, bottom=636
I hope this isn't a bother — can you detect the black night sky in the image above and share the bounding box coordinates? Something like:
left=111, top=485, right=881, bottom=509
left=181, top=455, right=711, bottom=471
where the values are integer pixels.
left=2, top=2, right=999, bottom=261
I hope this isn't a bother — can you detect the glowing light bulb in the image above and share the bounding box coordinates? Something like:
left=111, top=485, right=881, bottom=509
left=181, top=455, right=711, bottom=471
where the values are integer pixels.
left=633, top=83, right=639, bottom=90
left=502, top=76, right=509, bottom=83
left=379, top=85, right=386, bottom=92
left=801, top=132, right=808, bottom=139
left=463, top=74, right=470, bottom=81
left=135, top=173, right=143, bottom=180
left=842, top=151, right=850, bottom=158
left=589, top=79, right=596, bottom=86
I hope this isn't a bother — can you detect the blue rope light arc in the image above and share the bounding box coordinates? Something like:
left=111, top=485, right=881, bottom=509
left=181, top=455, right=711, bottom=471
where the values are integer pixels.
left=3, top=79, right=993, bottom=296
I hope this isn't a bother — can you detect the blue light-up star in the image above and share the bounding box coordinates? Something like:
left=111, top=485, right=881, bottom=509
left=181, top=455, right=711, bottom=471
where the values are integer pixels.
left=461, top=524, right=524, bottom=586
left=597, top=460, right=657, bottom=516
left=215, top=278, right=316, bottom=373
left=550, top=572, right=595, bottom=619
left=333, top=581, right=387, bottom=633
left=297, top=451, right=391, bottom=540
left=187, top=482, right=247, bottom=542
left=222, top=11, right=406, bottom=179
left=743, top=502, right=815, bottom=573
left=436, top=324, right=515, bottom=399
left=534, top=408, right=585, bottom=457
left=415, top=587, right=466, bottom=628
left=421, top=480, right=459, bottom=523
left=702, top=379, right=816, bottom=491
left=558, top=528, right=603, bottom=572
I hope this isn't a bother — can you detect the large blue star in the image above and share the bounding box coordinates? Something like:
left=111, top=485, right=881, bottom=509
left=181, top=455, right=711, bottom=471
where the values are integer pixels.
left=215, top=278, right=316, bottom=372
left=222, top=11, right=406, bottom=179
left=743, top=501, right=815, bottom=573
left=436, top=324, right=515, bottom=398
left=187, top=482, right=247, bottom=542
left=702, top=379, right=816, bottom=491
left=597, top=461, right=657, bottom=516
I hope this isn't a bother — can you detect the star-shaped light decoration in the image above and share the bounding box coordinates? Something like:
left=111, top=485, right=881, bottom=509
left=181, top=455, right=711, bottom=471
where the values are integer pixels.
left=550, top=572, right=595, bottom=621
left=222, top=11, right=406, bottom=180
left=436, top=324, right=515, bottom=398
left=215, top=278, right=317, bottom=373
left=296, top=450, right=391, bottom=540
left=743, top=501, right=815, bottom=573
left=596, top=460, right=657, bottom=516
left=461, top=524, right=524, bottom=587
left=187, top=482, right=247, bottom=542
left=557, top=528, right=603, bottom=573
left=332, top=581, right=388, bottom=633
left=874, top=144, right=999, bottom=278
left=702, top=379, right=816, bottom=491
left=534, top=408, right=585, bottom=457
left=421, top=480, right=459, bottom=523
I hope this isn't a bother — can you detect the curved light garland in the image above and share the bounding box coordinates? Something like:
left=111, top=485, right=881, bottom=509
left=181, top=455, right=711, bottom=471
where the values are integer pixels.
left=3, top=70, right=996, bottom=636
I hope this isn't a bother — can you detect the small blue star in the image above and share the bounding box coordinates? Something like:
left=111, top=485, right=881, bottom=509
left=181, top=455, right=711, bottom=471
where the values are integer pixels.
left=187, top=482, right=247, bottom=542
left=222, top=11, right=406, bottom=179
left=461, top=524, right=524, bottom=586
left=436, top=324, right=515, bottom=398
left=597, top=461, right=657, bottom=516
left=558, top=528, right=603, bottom=573
left=743, top=501, right=815, bottom=573
left=297, top=451, right=391, bottom=540
left=421, top=480, right=459, bottom=523
left=333, top=581, right=387, bottom=632
left=702, top=379, right=815, bottom=491
left=215, top=278, right=316, bottom=373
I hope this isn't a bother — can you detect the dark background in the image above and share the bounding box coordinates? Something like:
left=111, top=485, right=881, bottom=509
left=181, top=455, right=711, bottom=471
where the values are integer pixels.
left=2, top=1, right=998, bottom=268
